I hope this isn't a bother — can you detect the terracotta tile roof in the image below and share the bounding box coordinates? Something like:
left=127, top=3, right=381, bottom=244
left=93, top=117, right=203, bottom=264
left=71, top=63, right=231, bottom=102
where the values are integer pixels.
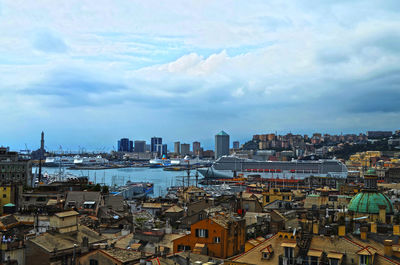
left=55, top=211, right=79, bottom=218
left=101, top=248, right=141, bottom=263
left=165, top=205, right=184, bottom=213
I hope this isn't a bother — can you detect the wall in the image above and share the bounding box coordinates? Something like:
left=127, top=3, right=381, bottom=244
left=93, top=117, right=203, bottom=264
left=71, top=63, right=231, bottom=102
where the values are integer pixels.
left=78, top=250, right=122, bottom=265
left=50, top=215, right=78, bottom=233
left=25, top=241, right=51, bottom=265
left=173, top=217, right=245, bottom=259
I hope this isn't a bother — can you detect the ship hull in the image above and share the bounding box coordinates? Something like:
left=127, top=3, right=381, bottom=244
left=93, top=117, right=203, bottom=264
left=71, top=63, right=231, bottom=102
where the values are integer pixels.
left=198, top=156, right=348, bottom=179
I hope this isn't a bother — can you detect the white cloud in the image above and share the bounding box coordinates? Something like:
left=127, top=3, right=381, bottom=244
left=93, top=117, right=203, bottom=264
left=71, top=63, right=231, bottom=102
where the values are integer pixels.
left=1, top=0, right=400, bottom=150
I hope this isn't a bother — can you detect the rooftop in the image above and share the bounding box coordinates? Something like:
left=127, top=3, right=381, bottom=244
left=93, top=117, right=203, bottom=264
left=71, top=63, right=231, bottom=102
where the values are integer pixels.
left=55, top=211, right=79, bottom=218
left=216, top=130, right=229, bottom=136
left=101, top=248, right=141, bottom=263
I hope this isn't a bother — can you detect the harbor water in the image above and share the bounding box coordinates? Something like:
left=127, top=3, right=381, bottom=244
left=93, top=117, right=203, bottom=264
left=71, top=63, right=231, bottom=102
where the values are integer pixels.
left=33, top=167, right=197, bottom=197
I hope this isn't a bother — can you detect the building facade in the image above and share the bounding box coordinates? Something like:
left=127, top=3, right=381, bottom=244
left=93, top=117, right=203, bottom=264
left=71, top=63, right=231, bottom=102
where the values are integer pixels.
left=151, top=137, right=162, bottom=156
left=174, top=141, right=180, bottom=155
left=0, top=147, right=33, bottom=186
left=215, top=131, right=230, bottom=159
left=193, top=141, right=201, bottom=155
left=134, top=140, right=146, bottom=153
left=181, top=144, right=190, bottom=156
left=173, top=215, right=245, bottom=259
left=118, top=138, right=131, bottom=152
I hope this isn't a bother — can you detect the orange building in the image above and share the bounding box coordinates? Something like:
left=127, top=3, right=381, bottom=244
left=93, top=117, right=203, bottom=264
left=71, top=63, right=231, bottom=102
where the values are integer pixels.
left=173, top=213, right=246, bottom=259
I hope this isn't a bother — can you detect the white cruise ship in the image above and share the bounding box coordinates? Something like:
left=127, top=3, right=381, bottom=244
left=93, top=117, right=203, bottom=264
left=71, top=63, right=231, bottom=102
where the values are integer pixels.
left=198, top=155, right=348, bottom=179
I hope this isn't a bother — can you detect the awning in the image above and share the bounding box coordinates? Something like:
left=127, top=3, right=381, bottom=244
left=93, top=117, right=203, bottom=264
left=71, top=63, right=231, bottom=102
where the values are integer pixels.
left=307, top=250, right=323, bottom=257
left=327, top=253, right=344, bottom=260
left=3, top=203, right=15, bottom=207
left=281, top=242, right=297, bottom=248
left=46, top=199, right=58, bottom=206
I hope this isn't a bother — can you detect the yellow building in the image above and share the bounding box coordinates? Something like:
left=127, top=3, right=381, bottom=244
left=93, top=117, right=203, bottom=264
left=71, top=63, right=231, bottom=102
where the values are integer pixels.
left=0, top=185, right=17, bottom=215
left=348, top=151, right=382, bottom=168
left=262, top=188, right=292, bottom=206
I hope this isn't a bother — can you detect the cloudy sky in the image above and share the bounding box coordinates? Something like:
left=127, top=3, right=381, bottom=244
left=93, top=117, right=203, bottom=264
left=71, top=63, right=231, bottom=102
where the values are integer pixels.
left=1, top=0, right=399, bottom=151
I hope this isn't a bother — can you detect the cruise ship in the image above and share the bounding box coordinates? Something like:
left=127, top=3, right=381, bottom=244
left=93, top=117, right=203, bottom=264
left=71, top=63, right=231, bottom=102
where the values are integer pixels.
left=73, top=155, right=109, bottom=166
left=45, top=155, right=108, bottom=167
left=198, top=155, right=348, bottom=179
left=149, top=155, right=211, bottom=168
left=44, top=156, right=76, bottom=167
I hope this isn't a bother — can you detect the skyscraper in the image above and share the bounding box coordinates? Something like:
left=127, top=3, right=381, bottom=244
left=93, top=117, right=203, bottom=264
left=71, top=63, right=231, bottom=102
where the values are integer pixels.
left=118, top=138, right=130, bottom=152
left=151, top=137, right=162, bottom=152
left=162, top=144, right=168, bottom=156
left=233, top=141, right=240, bottom=149
left=174, top=141, right=180, bottom=155
left=180, top=143, right=190, bottom=156
left=193, top=141, right=201, bottom=155
left=215, top=131, right=230, bottom=159
left=134, top=140, right=146, bottom=153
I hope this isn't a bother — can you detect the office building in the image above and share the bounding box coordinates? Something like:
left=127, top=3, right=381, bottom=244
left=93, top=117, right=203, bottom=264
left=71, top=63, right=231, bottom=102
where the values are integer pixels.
left=0, top=147, right=33, bottom=186
left=134, top=141, right=146, bottom=153
left=233, top=141, right=240, bottom=149
left=181, top=143, right=190, bottom=156
left=174, top=142, right=180, bottom=155
left=193, top=141, right=201, bottom=155
left=118, top=138, right=131, bottom=152
left=215, top=131, right=230, bottom=159
left=129, top=141, right=133, bottom=152
left=151, top=137, right=162, bottom=152
left=162, top=144, right=168, bottom=156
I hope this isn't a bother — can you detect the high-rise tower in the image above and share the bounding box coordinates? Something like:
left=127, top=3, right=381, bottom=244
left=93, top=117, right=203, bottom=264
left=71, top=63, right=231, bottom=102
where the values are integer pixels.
left=215, top=131, right=230, bottom=159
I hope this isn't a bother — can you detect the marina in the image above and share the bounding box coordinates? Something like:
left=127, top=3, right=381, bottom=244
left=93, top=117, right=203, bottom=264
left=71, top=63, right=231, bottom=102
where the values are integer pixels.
left=33, top=166, right=196, bottom=197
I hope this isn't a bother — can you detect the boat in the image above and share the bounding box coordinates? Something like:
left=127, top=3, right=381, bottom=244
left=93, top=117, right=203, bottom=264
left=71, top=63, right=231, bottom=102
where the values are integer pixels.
left=198, top=155, right=348, bottom=179
left=44, top=156, right=76, bottom=167
left=150, top=155, right=212, bottom=168
left=73, top=155, right=109, bottom=166
left=114, top=181, right=154, bottom=199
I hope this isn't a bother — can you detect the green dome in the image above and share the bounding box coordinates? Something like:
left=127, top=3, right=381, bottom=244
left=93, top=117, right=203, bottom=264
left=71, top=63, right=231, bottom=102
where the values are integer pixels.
left=348, top=192, right=393, bottom=214
left=364, top=168, right=377, bottom=176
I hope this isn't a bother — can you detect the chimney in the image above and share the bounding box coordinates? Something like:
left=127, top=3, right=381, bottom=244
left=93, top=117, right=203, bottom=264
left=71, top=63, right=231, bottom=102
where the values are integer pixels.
left=379, top=205, right=386, bottom=223
left=384, top=240, right=393, bottom=257
left=313, top=223, right=319, bottom=235
left=360, top=227, right=368, bottom=240
left=370, top=222, right=377, bottom=233
left=81, top=236, right=89, bottom=253
left=338, top=225, right=345, bottom=237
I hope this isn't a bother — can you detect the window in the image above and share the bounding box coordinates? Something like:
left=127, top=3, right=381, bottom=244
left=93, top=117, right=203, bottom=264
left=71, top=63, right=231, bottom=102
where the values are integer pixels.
left=178, top=245, right=191, bottom=251
left=89, top=259, right=98, bottom=265
left=309, top=256, right=318, bottom=265
left=3, top=187, right=6, bottom=191
left=196, top=229, right=208, bottom=238
left=284, top=247, right=294, bottom=258
left=214, top=237, right=221, bottom=243
left=360, top=255, right=369, bottom=265
left=329, top=258, right=339, bottom=265
left=2, top=194, right=6, bottom=198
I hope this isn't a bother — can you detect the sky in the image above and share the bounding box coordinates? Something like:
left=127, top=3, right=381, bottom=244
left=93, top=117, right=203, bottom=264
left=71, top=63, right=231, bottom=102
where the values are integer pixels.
left=1, top=0, right=400, bottom=152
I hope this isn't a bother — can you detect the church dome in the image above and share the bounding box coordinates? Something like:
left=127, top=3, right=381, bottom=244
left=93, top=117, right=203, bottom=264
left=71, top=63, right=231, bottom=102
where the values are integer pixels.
left=348, top=167, right=393, bottom=215
left=348, top=192, right=393, bottom=214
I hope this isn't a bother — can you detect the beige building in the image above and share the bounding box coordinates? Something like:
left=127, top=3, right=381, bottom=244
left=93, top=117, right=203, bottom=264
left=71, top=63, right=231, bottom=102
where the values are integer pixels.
left=0, top=147, right=33, bottom=186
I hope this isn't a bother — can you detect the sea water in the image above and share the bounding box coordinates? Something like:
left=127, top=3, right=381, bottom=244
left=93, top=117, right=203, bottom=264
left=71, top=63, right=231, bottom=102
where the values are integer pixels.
left=33, top=167, right=197, bottom=197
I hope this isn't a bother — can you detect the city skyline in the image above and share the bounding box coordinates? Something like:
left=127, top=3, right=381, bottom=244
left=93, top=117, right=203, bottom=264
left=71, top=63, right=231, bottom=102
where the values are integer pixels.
left=1, top=1, right=400, bottom=151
